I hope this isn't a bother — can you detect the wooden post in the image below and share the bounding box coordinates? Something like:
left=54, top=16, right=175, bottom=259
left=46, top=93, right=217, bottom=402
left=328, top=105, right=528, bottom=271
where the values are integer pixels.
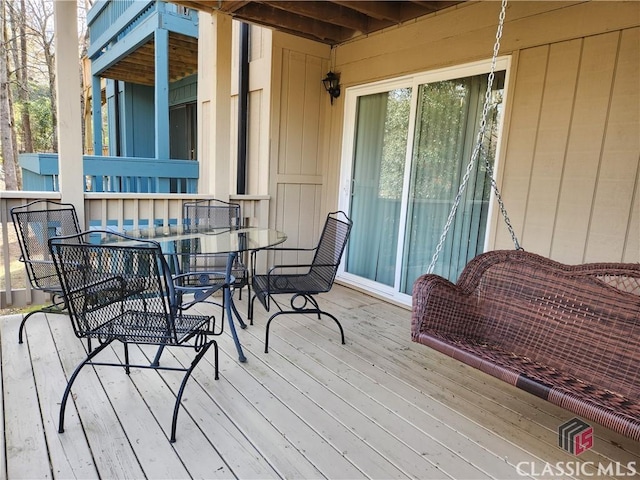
left=197, top=11, right=232, bottom=199
left=53, top=0, right=85, bottom=226
left=155, top=26, right=170, bottom=160
left=91, top=75, right=102, bottom=156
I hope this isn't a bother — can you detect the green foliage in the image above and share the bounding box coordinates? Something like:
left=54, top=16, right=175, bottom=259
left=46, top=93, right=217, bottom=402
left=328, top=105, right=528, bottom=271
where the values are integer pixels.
left=28, top=96, right=54, bottom=152
left=13, top=86, right=54, bottom=153
left=379, top=89, right=411, bottom=199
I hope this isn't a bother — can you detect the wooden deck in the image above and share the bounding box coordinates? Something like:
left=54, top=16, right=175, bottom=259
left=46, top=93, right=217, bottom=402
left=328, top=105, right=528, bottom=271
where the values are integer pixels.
left=1, top=284, right=638, bottom=479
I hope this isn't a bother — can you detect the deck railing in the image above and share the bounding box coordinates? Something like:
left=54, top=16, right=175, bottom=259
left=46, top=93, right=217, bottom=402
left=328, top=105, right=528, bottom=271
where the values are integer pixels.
left=87, top=0, right=197, bottom=61
left=19, top=153, right=200, bottom=194
left=0, top=191, right=270, bottom=310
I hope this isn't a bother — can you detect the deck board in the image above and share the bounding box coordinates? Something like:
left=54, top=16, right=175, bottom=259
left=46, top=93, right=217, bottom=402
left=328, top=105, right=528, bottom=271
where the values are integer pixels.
left=2, top=284, right=638, bottom=479
left=2, top=319, right=51, bottom=479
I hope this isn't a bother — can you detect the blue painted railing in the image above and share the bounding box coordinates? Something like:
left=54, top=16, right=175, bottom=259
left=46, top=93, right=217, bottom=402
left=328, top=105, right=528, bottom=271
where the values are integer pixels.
left=87, top=0, right=198, bottom=64
left=19, top=153, right=199, bottom=194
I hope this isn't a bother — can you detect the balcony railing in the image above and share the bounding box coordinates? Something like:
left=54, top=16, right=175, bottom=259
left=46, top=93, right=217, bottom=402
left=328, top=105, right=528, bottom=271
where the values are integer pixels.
left=19, top=153, right=199, bottom=194
left=87, top=0, right=197, bottom=62
left=0, top=191, right=270, bottom=310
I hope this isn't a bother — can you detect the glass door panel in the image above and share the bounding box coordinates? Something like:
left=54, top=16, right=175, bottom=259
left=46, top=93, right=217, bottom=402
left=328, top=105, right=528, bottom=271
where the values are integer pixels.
left=401, top=72, right=505, bottom=293
left=345, top=89, right=411, bottom=286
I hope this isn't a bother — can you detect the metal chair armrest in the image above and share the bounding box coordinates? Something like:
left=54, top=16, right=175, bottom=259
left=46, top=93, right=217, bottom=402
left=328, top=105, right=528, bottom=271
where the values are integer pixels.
left=250, top=246, right=318, bottom=276
left=266, top=262, right=336, bottom=276
left=21, top=257, right=55, bottom=267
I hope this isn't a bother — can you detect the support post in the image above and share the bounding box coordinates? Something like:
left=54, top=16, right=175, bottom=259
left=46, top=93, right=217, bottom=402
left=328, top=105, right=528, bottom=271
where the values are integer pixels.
left=155, top=27, right=170, bottom=160
left=92, top=75, right=102, bottom=156
left=53, top=0, right=85, bottom=226
left=197, top=11, right=232, bottom=199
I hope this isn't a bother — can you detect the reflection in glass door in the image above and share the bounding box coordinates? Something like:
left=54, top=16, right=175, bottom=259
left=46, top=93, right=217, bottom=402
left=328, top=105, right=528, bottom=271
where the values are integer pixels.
left=401, top=73, right=504, bottom=292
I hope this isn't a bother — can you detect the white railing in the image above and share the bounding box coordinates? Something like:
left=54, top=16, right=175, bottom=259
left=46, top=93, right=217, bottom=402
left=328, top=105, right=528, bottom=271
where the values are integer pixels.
left=1, top=191, right=270, bottom=310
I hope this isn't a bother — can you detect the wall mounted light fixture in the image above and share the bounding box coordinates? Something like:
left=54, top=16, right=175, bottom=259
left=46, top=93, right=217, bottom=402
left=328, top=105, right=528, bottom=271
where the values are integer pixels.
left=322, top=71, right=340, bottom=105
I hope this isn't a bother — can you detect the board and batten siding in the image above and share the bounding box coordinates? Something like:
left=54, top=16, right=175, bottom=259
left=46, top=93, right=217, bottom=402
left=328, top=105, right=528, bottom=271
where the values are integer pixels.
left=325, top=1, right=639, bottom=265
left=498, top=27, right=639, bottom=263
left=269, top=36, right=332, bottom=262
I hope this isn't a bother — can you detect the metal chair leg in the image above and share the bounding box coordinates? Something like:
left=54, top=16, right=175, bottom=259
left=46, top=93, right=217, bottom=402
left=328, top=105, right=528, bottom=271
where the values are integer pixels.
left=18, top=309, right=40, bottom=344
left=170, top=339, right=217, bottom=442
left=264, top=309, right=345, bottom=353
left=59, top=340, right=112, bottom=434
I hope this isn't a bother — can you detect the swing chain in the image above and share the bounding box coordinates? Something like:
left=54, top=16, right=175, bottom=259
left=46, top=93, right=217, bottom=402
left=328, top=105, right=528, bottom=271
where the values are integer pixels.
left=483, top=159, right=522, bottom=252
left=427, top=0, right=520, bottom=275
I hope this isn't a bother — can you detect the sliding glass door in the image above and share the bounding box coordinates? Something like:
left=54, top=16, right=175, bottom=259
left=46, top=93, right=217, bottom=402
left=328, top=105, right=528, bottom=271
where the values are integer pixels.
left=341, top=61, right=508, bottom=301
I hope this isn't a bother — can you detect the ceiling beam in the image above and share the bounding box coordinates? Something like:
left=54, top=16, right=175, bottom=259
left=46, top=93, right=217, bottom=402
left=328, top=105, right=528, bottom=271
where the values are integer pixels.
left=229, top=2, right=349, bottom=43
left=217, top=1, right=251, bottom=14
left=264, top=1, right=370, bottom=32
left=330, top=1, right=401, bottom=22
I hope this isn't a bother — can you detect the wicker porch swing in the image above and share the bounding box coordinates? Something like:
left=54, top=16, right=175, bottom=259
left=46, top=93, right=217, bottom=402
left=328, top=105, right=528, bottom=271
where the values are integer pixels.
left=410, top=0, right=640, bottom=441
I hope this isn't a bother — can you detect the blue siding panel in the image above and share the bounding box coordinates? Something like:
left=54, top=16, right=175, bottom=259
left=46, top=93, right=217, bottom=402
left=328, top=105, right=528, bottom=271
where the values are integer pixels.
left=121, top=83, right=155, bottom=157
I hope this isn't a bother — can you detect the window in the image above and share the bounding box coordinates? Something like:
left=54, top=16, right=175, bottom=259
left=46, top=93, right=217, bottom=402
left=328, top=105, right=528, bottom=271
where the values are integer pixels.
left=339, top=59, right=509, bottom=303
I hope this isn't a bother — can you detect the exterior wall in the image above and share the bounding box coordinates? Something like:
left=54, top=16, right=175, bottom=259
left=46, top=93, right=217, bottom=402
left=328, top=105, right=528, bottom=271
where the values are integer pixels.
left=268, top=34, right=331, bottom=249
left=170, top=74, right=198, bottom=106
left=122, top=83, right=155, bottom=157
left=104, top=76, right=198, bottom=160
left=105, top=81, right=155, bottom=157
left=327, top=0, right=639, bottom=264
left=498, top=27, right=639, bottom=263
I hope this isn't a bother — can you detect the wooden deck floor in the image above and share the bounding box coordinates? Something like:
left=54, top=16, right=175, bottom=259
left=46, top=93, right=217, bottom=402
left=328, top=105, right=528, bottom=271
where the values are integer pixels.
left=1, top=284, right=638, bottom=479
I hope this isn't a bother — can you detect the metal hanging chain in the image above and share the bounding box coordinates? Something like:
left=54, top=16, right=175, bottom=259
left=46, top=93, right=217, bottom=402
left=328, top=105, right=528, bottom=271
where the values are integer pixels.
left=427, top=0, right=520, bottom=274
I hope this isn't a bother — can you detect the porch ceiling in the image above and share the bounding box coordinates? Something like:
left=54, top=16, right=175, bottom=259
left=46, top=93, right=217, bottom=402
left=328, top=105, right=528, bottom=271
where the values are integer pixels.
left=99, top=32, right=198, bottom=87
left=171, top=1, right=464, bottom=45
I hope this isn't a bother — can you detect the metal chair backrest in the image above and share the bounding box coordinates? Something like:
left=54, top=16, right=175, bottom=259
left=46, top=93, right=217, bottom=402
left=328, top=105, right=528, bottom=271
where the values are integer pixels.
left=309, top=211, right=353, bottom=291
left=183, top=199, right=242, bottom=229
left=11, top=200, right=82, bottom=292
left=49, top=231, right=180, bottom=344
left=181, top=199, right=245, bottom=273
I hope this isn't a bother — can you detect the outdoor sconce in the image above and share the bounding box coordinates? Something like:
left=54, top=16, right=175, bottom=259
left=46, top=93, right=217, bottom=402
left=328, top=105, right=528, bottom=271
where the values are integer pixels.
left=322, top=71, right=340, bottom=104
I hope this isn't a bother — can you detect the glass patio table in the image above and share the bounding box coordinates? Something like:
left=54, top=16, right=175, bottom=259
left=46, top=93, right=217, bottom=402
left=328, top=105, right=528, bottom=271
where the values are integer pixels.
left=101, top=225, right=287, bottom=362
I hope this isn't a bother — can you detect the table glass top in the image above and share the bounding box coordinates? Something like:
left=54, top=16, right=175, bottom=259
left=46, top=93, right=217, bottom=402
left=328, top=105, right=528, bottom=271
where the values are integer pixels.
left=101, top=225, right=287, bottom=254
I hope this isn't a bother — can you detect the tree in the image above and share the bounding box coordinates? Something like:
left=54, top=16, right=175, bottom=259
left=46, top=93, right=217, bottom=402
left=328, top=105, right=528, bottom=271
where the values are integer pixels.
left=25, top=0, right=56, bottom=151
left=1, top=0, right=90, bottom=188
left=11, top=0, right=34, bottom=153
left=0, top=0, right=18, bottom=189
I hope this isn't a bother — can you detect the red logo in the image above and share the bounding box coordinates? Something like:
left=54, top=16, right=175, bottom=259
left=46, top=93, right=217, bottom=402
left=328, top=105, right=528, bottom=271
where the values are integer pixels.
left=559, top=418, right=593, bottom=455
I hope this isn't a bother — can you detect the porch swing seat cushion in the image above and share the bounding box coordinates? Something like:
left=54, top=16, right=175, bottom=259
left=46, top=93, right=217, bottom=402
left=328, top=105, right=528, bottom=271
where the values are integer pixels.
left=411, top=249, right=640, bottom=441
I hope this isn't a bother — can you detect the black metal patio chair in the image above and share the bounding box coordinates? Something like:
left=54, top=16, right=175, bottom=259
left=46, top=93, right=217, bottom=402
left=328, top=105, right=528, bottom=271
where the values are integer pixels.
left=49, top=230, right=219, bottom=443
left=178, top=199, right=248, bottom=308
left=248, top=211, right=353, bottom=353
left=11, top=199, right=82, bottom=344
